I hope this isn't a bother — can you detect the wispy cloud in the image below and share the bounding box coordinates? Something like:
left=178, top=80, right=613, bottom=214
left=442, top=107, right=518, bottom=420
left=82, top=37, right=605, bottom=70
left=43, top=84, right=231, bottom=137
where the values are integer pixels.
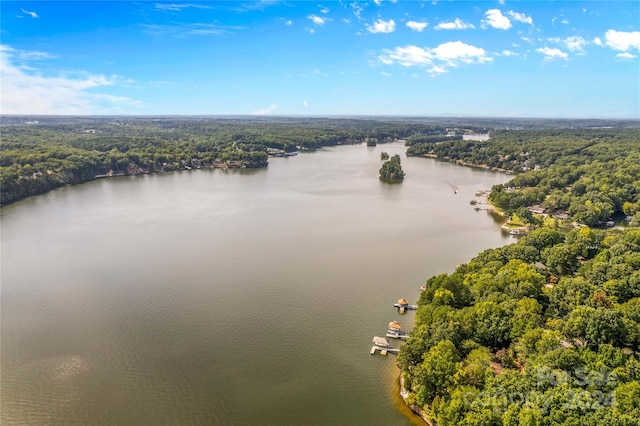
left=303, top=100, right=308, bottom=107
left=367, top=19, right=396, bottom=34
left=536, top=47, right=568, bottom=61
left=154, top=3, right=212, bottom=11
left=406, top=21, right=428, bottom=32
left=548, top=36, right=588, bottom=53
left=482, top=9, right=512, bottom=30
left=350, top=2, right=365, bottom=21
left=17, top=50, right=56, bottom=60
left=251, top=104, right=278, bottom=115
left=21, top=8, right=38, bottom=18
left=284, top=20, right=293, bottom=26
left=313, top=68, right=328, bottom=77
left=604, top=29, right=640, bottom=52
left=308, top=14, right=327, bottom=26
left=616, top=52, right=637, bottom=61
left=507, top=10, right=533, bottom=25
left=141, top=23, right=246, bottom=37
left=434, top=18, right=475, bottom=30
left=378, top=41, right=492, bottom=76
left=0, top=45, right=141, bottom=114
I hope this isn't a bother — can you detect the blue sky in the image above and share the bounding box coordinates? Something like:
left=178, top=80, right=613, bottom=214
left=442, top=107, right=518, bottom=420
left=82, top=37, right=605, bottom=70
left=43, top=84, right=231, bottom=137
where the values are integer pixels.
left=1, top=1, right=639, bottom=117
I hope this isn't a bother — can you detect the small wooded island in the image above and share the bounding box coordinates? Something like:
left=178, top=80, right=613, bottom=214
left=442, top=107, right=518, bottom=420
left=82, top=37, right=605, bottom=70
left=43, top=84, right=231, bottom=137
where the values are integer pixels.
left=379, top=154, right=405, bottom=183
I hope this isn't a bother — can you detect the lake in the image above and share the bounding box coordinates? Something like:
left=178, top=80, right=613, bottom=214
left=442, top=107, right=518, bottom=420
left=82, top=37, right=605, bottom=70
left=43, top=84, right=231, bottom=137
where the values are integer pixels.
left=1, top=142, right=510, bottom=425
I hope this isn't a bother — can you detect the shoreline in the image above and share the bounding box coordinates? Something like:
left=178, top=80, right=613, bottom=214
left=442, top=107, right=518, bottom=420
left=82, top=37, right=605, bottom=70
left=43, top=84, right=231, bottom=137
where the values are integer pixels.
left=0, top=162, right=268, bottom=208
left=395, top=165, right=512, bottom=426
left=398, top=373, right=434, bottom=426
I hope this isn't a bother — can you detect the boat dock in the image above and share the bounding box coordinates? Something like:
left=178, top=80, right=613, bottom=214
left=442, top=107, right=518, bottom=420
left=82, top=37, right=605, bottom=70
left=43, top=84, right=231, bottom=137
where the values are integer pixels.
left=370, top=337, right=400, bottom=355
left=386, top=320, right=409, bottom=340
left=394, top=298, right=418, bottom=313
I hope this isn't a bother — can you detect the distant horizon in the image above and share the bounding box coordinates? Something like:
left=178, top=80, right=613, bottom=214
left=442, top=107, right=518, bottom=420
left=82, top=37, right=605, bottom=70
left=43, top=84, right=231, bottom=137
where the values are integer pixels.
left=2, top=114, right=639, bottom=121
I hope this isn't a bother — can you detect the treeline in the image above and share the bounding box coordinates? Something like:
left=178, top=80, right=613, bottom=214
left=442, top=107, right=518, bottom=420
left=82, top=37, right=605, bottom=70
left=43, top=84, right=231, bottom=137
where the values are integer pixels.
left=399, top=227, right=640, bottom=426
left=0, top=118, right=457, bottom=206
left=406, top=129, right=640, bottom=172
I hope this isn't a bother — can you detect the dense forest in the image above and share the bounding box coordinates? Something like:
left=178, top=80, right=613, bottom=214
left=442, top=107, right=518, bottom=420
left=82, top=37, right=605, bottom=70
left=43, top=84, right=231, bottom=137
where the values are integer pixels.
left=399, top=227, right=640, bottom=426
left=0, top=117, right=458, bottom=205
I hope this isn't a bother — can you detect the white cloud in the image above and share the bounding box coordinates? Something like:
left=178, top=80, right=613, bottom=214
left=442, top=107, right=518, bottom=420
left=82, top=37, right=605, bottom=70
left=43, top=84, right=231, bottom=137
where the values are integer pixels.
left=536, top=47, right=568, bottom=61
left=380, top=71, right=391, bottom=77
left=378, top=41, right=492, bottom=75
left=406, top=21, right=428, bottom=32
left=380, top=45, right=432, bottom=66
left=616, top=52, right=637, bottom=61
left=251, top=104, right=278, bottom=115
left=21, top=8, right=38, bottom=18
left=482, top=9, right=512, bottom=30
left=499, top=0, right=505, bottom=4
left=432, top=41, right=492, bottom=63
left=308, top=14, right=326, bottom=25
left=428, top=66, right=448, bottom=76
left=507, top=10, right=532, bottom=25
left=434, top=18, right=475, bottom=30
left=320, top=7, right=330, bottom=14
left=604, top=29, right=640, bottom=51
left=313, top=68, right=328, bottom=77
left=0, top=45, right=140, bottom=114
left=548, top=36, right=588, bottom=53
left=561, top=19, right=570, bottom=25
left=564, top=36, right=588, bottom=52
left=367, top=19, right=396, bottom=34
left=303, top=100, right=309, bottom=107
left=500, top=50, right=518, bottom=56
left=154, top=3, right=211, bottom=11
left=306, top=27, right=316, bottom=34
left=284, top=20, right=293, bottom=26
left=593, top=37, right=604, bottom=47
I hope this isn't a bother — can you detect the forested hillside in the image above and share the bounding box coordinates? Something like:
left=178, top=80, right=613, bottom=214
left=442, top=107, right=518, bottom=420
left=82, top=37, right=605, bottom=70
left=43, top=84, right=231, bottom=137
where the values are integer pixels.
left=399, top=227, right=640, bottom=426
left=400, top=127, right=640, bottom=425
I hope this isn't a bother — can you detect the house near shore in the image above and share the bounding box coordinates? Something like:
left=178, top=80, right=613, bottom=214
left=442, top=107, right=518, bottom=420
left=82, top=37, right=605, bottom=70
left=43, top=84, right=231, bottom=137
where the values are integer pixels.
left=528, top=205, right=547, bottom=215
left=552, top=210, right=570, bottom=220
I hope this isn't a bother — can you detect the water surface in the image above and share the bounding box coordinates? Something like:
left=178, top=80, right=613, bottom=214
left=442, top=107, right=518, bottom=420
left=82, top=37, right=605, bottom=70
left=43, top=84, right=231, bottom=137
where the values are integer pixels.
left=1, top=143, right=510, bottom=425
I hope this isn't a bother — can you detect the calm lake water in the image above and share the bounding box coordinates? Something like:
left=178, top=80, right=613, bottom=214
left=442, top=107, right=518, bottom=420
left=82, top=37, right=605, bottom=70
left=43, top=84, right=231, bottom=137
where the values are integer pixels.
left=1, top=143, right=510, bottom=425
